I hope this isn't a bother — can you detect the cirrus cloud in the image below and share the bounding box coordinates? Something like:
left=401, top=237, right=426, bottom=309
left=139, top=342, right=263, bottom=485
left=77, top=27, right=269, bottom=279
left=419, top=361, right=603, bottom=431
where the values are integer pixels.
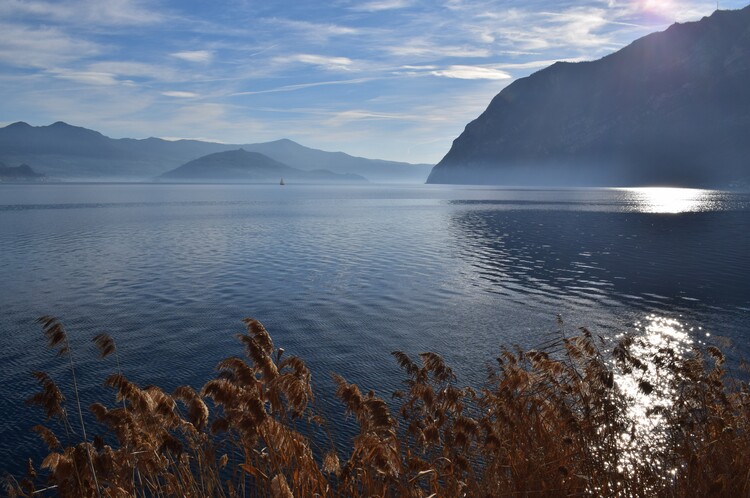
left=162, top=91, right=199, bottom=98
left=171, top=50, right=213, bottom=63
left=431, top=65, right=512, bottom=80
left=351, top=0, right=412, bottom=12
left=275, top=54, right=355, bottom=71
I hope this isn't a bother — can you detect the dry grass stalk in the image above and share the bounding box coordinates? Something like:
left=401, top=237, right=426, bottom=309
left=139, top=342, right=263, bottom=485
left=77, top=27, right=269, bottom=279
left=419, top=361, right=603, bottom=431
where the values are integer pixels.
left=35, top=316, right=102, bottom=497
left=10, top=316, right=750, bottom=497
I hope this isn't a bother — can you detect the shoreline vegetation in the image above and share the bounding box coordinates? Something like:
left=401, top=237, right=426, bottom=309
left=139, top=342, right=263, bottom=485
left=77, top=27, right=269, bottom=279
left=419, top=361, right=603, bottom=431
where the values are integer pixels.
left=6, top=316, right=750, bottom=497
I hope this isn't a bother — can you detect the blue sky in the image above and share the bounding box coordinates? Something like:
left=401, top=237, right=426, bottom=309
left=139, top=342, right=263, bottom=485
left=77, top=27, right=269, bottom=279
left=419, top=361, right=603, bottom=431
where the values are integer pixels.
left=1, top=0, right=746, bottom=163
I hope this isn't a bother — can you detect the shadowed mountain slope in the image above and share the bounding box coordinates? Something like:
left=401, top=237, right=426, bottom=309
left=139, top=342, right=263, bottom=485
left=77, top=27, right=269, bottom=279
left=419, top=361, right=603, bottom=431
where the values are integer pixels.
left=428, top=6, right=750, bottom=187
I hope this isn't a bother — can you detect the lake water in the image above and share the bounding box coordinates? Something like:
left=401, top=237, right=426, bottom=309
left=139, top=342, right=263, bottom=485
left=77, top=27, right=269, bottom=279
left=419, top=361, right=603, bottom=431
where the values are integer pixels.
left=1, top=183, right=749, bottom=475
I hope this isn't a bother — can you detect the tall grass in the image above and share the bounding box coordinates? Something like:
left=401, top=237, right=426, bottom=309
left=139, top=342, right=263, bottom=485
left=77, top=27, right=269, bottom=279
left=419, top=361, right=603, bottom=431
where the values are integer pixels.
left=6, top=316, right=750, bottom=497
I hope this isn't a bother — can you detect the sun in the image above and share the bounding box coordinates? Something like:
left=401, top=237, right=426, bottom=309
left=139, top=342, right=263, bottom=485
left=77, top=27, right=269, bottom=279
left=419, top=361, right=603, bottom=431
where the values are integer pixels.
left=637, top=0, right=677, bottom=15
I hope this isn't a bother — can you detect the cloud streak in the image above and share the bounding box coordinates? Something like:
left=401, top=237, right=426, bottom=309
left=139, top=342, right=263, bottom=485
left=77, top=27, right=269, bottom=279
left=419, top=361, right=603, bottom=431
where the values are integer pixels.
left=0, top=0, right=165, bottom=26
left=275, top=54, right=355, bottom=71
left=47, top=68, right=120, bottom=85
left=171, top=50, right=213, bottom=63
left=431, top=65, right=512, bottom=80
left=351, top=0, right=412, bottom=12
left=231, top=77, right=378, bottom=96
left=0, top=23, right=100, bottom=68
left=162, top=91, right=199, bottom=98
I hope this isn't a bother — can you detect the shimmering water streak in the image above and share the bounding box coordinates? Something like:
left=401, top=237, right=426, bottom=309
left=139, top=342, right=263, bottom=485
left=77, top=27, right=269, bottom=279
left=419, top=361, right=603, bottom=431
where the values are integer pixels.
left=614, top=315, right=695, bottom=476
left=615, top=187, right=716, bottom=213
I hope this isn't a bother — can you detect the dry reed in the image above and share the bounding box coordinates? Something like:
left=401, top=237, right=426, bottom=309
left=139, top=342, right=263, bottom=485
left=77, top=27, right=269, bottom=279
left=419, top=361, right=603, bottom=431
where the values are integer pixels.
left=7, top=316, right=750, bottom=497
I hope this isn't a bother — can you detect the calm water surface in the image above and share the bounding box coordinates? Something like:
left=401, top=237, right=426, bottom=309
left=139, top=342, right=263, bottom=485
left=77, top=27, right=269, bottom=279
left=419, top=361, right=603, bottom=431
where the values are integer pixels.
left=1, top=183, right=749, bottom=474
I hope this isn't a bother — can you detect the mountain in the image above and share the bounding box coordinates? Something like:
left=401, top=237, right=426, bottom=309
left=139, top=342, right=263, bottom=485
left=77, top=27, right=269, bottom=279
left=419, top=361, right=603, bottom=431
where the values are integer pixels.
left=244, top=139, right=432, bottom=183
left=428, top=6, right=750, bottom=187
left=0, top=122, right=430, bottom=182
left=0, top=162, right=46, bottom=181
left=0, top=121, right=227, bottom=180
left=158, top=149, right=366, bottom=183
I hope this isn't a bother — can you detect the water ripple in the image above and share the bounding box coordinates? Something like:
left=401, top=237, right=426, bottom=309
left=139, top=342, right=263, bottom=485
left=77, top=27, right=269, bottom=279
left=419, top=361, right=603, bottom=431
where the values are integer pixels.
left=1, top=184, right=749, bottom=475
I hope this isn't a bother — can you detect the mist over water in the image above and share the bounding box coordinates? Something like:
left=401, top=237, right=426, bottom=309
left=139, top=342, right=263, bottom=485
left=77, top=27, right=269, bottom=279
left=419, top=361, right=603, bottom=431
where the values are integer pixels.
left=1, top=183, right=748, bottom=475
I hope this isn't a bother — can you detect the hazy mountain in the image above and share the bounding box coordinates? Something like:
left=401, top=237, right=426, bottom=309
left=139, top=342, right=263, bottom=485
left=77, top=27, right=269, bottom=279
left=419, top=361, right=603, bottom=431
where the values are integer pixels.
left=0, top=121, right=227, bottom=179
left=0, top=162, right=46, bottom=181
left=244, top=139, right=432, bottom=183
left=158, top=149, right=366, bottom=183
left=428, top=6, right=750, bottom=187
left=0, top=122, right=429, bottom=182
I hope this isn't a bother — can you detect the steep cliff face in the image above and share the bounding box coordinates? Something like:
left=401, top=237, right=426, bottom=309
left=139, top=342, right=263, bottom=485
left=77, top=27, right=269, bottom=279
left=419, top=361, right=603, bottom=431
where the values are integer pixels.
left=428, top=6, right=750, bottom=187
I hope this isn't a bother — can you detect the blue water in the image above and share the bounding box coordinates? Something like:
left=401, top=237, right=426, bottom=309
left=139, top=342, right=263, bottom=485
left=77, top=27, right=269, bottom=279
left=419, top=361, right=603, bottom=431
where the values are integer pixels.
left=1, top=183, right=749, bottom=475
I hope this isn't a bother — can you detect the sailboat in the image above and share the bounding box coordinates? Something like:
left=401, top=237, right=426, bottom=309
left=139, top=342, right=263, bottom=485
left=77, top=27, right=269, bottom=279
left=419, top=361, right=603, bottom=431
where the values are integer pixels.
left=280, top=177, right=285, bottom=186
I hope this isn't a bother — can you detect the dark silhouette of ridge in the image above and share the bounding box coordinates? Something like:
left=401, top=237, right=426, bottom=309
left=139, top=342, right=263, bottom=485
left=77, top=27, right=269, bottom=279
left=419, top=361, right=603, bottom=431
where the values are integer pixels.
left=428, top=5, right=750, bottom=187
left=0, top=162, right=46, bottom=181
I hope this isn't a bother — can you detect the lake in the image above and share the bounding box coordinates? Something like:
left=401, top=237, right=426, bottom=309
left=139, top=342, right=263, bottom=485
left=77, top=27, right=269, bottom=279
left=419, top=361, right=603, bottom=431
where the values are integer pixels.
left=1, top=183, right=749, bottom=475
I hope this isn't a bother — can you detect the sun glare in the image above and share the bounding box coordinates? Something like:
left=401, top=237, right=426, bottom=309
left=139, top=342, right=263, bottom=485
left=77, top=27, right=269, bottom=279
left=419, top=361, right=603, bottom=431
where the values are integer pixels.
left=637, top=0, right=677, bottom=14
left=620, top=187, right=711, bottom=213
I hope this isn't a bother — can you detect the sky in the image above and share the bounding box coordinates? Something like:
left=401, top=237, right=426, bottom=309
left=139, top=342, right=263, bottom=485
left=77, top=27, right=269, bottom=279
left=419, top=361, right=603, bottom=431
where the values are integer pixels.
left=1, top=0, right=747, bottom=164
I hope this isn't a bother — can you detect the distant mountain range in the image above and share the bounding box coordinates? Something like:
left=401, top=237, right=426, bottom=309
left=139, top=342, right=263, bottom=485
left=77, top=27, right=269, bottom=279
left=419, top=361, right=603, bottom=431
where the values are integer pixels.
left=428, top=5, right=750, bottom=187
left=159, top=149, right=366, bottom=183
left=0, top=122, right=432, bottom=183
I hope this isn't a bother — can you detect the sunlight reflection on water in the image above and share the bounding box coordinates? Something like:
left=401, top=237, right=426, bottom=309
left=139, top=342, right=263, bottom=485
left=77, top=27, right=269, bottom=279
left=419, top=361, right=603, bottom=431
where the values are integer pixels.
left=614, top=315, right=696, bottom=478
left=618, top=187, right=714, bottom=213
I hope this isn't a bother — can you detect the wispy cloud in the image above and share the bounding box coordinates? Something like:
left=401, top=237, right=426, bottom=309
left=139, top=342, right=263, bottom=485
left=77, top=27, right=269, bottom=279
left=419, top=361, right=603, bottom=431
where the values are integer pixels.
left=156, top=103, right=267, bottom=142
left=324, top=109, right=417, bottom=126
left=431, top=65, right=512, bottom=80
left=0, top=0, right=165, bottom=26
left=0, top=23, right=100, bottom=67
left=231, top=77, right=377, bottom=96
left=8, top=84, right=158, bottom=131
left=39, top=61, right=184, bottom=90
left=162, top=91, right=199, bottom=98
left=267, top=18, right=362, bottom=42
left=468, top=7, right=622, bottom=53
left=89, top=61, right=180, bottom=81
left=350, top=0, right=412, bottom=12
left=47, top=68, right=120, bottom=85
left=386, top=39, right=492, bottom=58
left=275, top=54, right=355, bottom=71
left=171, top=50, right=213, bottom=63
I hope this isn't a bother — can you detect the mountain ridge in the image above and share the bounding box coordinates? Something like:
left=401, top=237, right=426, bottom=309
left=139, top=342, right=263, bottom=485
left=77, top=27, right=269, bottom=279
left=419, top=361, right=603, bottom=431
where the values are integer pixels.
left=427, top=5, right=750, bottom=187
left=0, top=122, right=431, bottom=182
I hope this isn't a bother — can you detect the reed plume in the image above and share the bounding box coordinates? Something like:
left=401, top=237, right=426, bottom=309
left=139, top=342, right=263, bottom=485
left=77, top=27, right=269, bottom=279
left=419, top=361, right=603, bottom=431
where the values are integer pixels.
left=12, top=316, right=750, bottom=497
left=34, top=316, right=101, bottom=497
